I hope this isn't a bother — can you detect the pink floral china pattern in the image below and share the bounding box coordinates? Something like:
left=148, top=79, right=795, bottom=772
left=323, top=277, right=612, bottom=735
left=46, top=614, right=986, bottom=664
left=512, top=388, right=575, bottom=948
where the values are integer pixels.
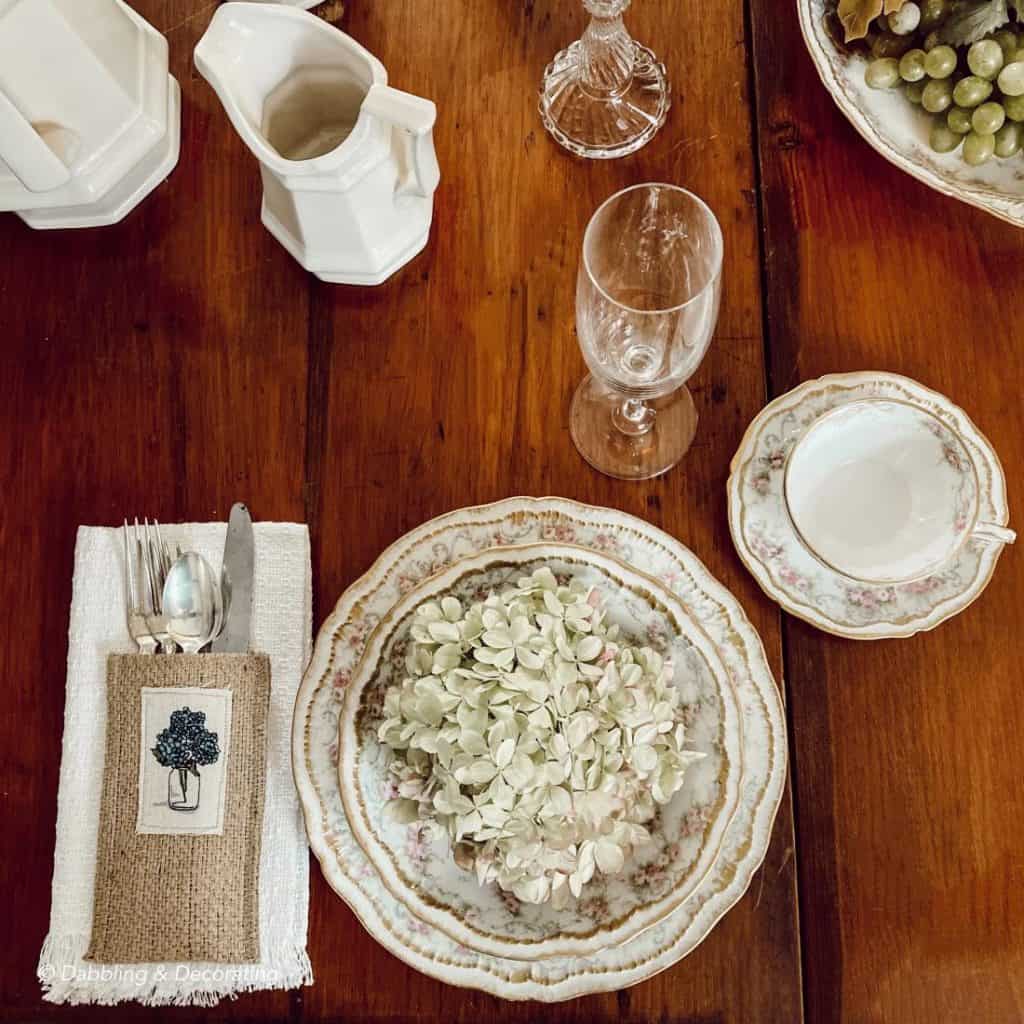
left=338, top=545, right=743, bottom=961
left=729, top=372, right=1013, bottom=640
left=292, top=498, right=787, bottom=1001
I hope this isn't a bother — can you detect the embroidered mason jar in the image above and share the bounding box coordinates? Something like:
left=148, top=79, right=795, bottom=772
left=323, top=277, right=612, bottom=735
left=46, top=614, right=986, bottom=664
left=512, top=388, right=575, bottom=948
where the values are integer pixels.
left=168, top=766, right=201, bottom=811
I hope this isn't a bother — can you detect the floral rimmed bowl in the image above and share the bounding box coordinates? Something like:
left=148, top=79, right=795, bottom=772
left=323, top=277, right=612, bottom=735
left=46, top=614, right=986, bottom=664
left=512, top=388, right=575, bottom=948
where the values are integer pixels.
left=337, top=542, right=743, bottom=961
left=800, top=0, right=1024, bottom=227
left=729, top=371, right=1014, bottom=639
left=293, top=497, right=787, bottom=1000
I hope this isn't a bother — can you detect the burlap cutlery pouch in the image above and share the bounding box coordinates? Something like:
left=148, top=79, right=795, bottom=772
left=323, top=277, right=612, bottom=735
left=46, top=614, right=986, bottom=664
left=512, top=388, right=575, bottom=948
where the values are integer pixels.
left=86, top=653, right=270, bottom=964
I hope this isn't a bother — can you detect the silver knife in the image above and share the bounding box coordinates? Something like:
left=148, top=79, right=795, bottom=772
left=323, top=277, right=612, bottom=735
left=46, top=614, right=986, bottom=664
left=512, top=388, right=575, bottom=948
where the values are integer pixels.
left=212, top=502, right=254, bottom=653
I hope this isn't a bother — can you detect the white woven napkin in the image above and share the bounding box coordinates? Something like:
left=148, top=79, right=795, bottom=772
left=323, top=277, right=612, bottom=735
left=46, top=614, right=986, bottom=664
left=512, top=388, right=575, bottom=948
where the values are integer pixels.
left=38, top=522, right=314, bottom=1006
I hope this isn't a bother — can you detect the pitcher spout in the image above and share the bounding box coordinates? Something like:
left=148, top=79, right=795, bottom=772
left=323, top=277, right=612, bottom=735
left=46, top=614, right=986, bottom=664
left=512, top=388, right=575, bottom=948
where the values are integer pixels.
left=194, top=1, right=386, bottom=175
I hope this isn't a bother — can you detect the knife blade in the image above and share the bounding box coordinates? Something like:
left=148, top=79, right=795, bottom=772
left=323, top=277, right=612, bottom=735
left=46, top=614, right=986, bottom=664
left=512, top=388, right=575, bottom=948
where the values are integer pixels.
left=212, top=502, right=254, bottom=653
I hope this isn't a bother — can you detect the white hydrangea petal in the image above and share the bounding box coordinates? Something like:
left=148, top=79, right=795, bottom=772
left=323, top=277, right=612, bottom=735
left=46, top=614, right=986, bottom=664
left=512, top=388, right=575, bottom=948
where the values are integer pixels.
left=533, top=567, right=558, bottom=591
left=460, top=730, right=488, bottom=756
left=512, top=875, right=551, bottom=905
left=594, top=838, right=625, bottom=874
left=432, top=643, right=462, bottom=673
left=427, top=620, right=462, bottom=643
left=632, top=744, right=658, bottom=774
left=517, top=648, right=545, bottom=671
left=634, top=722, right=659, bottom=746
left=417, top=602, right=443, bottom=622
left=555, top=660, right=578, bottom=688
left=494, top=737, right=515, bottom=769
left=502, top=752, right=535, bottom=789
left=543, top=785, right=572, bottom=818
left=581, top=630, right=602, bottom=663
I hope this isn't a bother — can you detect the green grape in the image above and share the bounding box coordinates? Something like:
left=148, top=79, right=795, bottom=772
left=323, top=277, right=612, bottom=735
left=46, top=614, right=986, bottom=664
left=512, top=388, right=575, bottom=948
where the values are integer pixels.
left=905, top=79, right=928, bottom=103
left=919, top=0, right=949, bottom=30
left=947, top=106, right=973, bottom=133
left=1003, top=93, right=1024, bottom=121
left=953, top=75, right=993, bottom=107
left=923, top=30, right=942, bottom=51
left=994, top=120, right=1022, bottom=157
left=967, top=39, right=1004, bottom=79
left=866, top=58, right=901, bottom=89
left=899, top=49, right=928, bottom=82
left=887, top=2, right=921, bottom=34
left=997, top=61, right=1024, bottom=96
left=929, top=121, right=963, bottom=152
left=972, top=101, right=1006, bottom=134
left=991, top=29, right=1019, bottom=60
left=871, top=32, right=913, bottom=58
left=922, top=77, right=955, bottom=112
left=924, top=45, right=957, bottom=78
left=963, top=131, right=996, bottom=165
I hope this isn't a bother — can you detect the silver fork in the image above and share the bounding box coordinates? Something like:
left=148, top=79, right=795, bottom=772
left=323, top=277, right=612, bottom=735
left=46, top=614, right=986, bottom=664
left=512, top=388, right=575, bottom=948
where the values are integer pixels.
left=123, top=519, right=158, bottom=654
left=142, top=519, right=177, bottom=654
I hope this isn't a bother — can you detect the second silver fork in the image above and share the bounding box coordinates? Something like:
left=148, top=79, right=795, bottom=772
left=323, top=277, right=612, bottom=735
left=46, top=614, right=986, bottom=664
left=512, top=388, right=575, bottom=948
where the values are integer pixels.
left=126, top=518, right=179, bottom=654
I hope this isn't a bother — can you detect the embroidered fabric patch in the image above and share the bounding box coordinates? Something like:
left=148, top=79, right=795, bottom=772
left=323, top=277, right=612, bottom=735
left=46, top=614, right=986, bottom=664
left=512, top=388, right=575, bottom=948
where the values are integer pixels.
left=137, top=687, right=232, bottom=836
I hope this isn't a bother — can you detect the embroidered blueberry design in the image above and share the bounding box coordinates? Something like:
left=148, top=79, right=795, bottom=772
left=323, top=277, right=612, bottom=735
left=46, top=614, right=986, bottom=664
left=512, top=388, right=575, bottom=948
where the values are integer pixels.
left=152, top=707, right=220, bottom=812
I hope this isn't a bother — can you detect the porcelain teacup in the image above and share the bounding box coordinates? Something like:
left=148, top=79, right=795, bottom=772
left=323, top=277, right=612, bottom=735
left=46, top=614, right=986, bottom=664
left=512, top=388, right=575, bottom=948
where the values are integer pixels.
left=784, top=399, right=1015, bottom=585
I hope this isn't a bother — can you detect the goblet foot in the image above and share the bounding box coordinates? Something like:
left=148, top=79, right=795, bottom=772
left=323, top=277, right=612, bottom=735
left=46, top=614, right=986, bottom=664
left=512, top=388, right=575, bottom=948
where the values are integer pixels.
left=539, top=40, right=670, bottom=159
left=570, top=375, right=697, bottom=480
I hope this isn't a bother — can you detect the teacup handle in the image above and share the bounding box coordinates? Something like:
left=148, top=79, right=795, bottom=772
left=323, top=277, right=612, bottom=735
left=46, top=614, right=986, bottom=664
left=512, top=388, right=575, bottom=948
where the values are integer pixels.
left=972, top=521, right=1016, bottom=546
left=363, top=83, right=440, bottom=199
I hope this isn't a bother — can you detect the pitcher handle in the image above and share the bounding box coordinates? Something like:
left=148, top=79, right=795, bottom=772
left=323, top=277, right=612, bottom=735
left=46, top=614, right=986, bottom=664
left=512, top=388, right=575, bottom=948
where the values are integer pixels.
left=363, top=83, right=440, bottom=198
left=0, top=91, right=71, bottom=193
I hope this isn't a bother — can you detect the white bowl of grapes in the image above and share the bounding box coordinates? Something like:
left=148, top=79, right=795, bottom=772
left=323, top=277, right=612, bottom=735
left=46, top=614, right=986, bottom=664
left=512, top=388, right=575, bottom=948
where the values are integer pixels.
left=801, top=0, right=1024, bottom=226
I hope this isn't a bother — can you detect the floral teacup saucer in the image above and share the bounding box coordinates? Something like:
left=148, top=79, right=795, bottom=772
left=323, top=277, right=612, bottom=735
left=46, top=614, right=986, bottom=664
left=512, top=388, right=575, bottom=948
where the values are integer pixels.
left=728, top=372, right=1015, bottom=640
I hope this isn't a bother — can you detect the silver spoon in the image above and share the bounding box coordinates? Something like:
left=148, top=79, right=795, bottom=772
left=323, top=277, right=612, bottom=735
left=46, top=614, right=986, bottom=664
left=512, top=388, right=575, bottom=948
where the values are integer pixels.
left=162, top=552, right=220, bottom=654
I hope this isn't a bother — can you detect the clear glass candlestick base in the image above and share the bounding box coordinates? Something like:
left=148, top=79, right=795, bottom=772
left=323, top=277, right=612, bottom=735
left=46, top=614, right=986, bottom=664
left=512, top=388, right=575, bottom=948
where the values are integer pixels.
left=570, top=376, right=698, bottom=480
left=540, top=0, right=670, bottom=159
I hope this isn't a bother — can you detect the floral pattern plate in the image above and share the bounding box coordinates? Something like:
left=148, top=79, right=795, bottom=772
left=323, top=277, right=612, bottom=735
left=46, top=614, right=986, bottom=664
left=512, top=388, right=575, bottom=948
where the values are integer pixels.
left=801, top=0, right=1024, bottom=228
left=338, top=543, right=743, bottom=961
left=292, top=497, right=786, bottom=1000
left=728, top=371, right=1013, bottom=639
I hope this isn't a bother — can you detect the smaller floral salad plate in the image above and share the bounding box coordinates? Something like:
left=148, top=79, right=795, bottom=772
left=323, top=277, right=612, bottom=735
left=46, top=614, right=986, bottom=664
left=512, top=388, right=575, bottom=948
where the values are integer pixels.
left=729, top=371, right=1014, bottom=639
left=337, top=543, right=743, bottom=961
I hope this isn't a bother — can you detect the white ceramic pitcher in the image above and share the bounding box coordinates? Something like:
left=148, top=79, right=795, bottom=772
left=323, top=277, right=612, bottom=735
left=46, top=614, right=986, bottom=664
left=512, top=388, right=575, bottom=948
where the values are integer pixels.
left=0, top=0, right=180, bottom=229
left=195, top=3, right=440, bottom=286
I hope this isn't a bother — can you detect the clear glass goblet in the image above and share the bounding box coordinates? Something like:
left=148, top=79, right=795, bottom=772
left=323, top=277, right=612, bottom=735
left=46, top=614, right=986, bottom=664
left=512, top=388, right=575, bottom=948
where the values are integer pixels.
left=539, top=0, right=670, bottom=159
left=570, top=183, right=724, bottom=481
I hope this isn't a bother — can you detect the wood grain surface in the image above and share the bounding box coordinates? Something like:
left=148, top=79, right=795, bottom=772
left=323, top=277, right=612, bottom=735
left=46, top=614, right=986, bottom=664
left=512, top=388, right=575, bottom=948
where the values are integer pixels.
left=750, top=4, right=1024, bottom=1023
left=0, top=0, right=1018, bottom=1021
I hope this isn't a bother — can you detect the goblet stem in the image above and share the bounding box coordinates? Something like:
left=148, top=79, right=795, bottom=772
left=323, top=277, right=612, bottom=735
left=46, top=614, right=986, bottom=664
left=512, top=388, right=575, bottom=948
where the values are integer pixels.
left=613, top=396, right=656, bottom=437
left=579, top=2, right=635, bottom=99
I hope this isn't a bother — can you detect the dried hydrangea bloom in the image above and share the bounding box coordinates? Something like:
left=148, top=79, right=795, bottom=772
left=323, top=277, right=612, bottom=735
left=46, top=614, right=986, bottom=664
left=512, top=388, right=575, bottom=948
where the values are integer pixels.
left=377, top=567, right=705, bottom=906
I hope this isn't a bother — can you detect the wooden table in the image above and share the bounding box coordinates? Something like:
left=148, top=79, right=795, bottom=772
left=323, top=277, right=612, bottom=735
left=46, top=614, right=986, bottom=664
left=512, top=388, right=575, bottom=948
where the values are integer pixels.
left=2, top=2, right=1021, bottom=1021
